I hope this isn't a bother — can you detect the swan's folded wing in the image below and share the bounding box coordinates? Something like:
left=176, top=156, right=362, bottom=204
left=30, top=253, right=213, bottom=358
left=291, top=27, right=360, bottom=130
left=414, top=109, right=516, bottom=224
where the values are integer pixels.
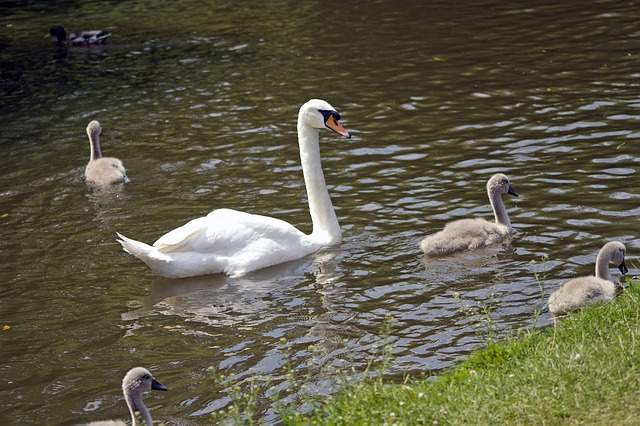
left=152, top=209, right=306, bottom=254
left=153, top=216, right=211, bottom=252
left=204, top=209, right=308, bottom=253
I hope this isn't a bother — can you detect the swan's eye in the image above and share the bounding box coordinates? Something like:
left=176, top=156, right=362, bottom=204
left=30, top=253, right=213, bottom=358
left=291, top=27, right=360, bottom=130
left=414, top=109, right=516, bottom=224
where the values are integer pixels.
left=318, top=109, right=340, bottom=123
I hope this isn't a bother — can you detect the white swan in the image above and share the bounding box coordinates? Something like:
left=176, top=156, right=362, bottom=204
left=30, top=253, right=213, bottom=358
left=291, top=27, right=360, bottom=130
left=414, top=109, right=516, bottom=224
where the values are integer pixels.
left=87, top=367, right=167, bottom=426
left=420, top=173, right=518, bottom=256
left=85, top=120, right=129, bottom=185
left=548, top=241, right=628, bottom=317
left=117, top=99, right=351, bottom=278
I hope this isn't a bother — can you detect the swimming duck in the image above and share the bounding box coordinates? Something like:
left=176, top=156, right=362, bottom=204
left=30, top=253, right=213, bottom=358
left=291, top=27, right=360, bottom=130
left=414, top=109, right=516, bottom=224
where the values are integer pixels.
left=50, top=26, right=110, bottom=46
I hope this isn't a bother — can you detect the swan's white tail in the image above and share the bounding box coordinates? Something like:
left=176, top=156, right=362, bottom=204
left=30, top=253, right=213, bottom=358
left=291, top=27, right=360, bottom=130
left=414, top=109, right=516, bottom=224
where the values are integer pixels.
left=116, top=232, right=171, bottom=262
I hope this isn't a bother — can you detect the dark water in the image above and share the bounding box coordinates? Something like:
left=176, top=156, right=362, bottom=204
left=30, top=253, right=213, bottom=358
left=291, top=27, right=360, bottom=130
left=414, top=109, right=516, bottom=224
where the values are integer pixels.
left=1, top=0, right=639, bottom=424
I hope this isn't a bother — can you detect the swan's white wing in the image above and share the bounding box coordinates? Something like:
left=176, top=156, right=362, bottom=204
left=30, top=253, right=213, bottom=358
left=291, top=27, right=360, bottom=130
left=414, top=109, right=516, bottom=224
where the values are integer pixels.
left=153, top=208, right=308, bottom=255
left=152, top=216, right=210, bottom=251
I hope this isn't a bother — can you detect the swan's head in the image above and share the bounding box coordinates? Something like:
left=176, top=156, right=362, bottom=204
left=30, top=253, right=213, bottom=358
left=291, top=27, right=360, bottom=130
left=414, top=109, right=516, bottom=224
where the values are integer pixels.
left=487, top=173, right=518, bottom=197
left=122, top=367, right=168, bottom=396
left=86, top=120, right=102, bottom=139
left=299, top=99, right=351, bottom=139
left=602, top=241, right=628, bottom=275
left=50, top=26, right=67, bottom=42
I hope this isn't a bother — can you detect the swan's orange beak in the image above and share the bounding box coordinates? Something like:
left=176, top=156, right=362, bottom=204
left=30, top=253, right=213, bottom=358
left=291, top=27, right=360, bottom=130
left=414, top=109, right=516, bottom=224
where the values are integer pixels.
left=325, top=115, right=351, bottom=139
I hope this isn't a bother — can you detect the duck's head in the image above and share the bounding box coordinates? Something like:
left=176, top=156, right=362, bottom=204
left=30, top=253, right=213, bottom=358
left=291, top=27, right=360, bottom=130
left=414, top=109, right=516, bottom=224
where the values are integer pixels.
left=299, top=99, right=351, bottom=139
left=49, top=26, right=67, bottom=42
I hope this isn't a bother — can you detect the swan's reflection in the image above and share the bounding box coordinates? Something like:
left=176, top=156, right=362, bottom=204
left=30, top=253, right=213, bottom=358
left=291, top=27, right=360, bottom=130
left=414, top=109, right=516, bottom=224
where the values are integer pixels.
left=421, top=243, right=517, bottom=287
left=85, top=183, right=131, bottom=228
left=122, top=246, right=344, bottom=329
left=86, top=181, right=127, bottom=200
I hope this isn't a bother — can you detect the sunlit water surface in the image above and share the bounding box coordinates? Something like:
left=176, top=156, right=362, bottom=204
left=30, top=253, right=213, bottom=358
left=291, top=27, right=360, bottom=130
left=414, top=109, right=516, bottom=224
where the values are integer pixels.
left=1, top=1, right=639, bottom=424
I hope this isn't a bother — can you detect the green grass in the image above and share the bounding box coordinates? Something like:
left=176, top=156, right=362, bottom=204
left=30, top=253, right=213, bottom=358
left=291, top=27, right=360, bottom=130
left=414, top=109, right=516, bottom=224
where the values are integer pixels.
left=286, top=279, right=640, bottom=425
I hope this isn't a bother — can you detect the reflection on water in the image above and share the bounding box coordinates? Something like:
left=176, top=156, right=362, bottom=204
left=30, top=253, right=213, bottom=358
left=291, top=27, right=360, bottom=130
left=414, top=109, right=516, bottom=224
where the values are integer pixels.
left=125, top=248, right=341, bottom=328
left=1, top=0, right=639, bottom=424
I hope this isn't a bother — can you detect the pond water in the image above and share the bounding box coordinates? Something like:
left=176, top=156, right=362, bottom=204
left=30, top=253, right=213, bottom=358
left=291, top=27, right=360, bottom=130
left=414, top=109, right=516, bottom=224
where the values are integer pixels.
left=1, top=0, right=639, bottom=424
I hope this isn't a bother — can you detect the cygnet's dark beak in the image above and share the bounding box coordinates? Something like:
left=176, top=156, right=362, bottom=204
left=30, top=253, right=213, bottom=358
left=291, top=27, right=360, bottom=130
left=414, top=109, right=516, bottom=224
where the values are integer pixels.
left=151, top=378, right=168, bottom=392
left=619, top=260, right=629, bottom=275
left=508, top=186, right=519, bottom=197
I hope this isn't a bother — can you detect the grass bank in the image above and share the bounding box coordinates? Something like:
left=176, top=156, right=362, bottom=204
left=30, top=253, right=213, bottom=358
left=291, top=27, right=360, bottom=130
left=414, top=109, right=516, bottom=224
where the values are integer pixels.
left=286, top=279, right=640, bottom=425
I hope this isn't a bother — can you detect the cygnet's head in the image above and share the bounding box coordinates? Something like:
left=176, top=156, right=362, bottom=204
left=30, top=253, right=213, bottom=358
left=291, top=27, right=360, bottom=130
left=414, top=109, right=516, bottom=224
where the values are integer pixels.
left=299, top=99, right=351, bottom=139
left=123, top=367, right=168, bottom=395
left=487, top=173, right=518, bottom=197
left=86, top=120, right=102, bottom=139
left=602, top=241, right=628, bottom=275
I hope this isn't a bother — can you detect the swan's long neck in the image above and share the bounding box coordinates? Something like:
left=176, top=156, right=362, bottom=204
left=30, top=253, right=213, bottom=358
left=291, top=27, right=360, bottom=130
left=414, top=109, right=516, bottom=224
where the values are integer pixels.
left=125, top=388, right=153, bottom=426
left=297, top=121, right=341, bottom=244
left=489, top=188, right=511, bottom=227
left=594, top=249, right=614, bottom=282
left=89, top=131, right=102, bottom=161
